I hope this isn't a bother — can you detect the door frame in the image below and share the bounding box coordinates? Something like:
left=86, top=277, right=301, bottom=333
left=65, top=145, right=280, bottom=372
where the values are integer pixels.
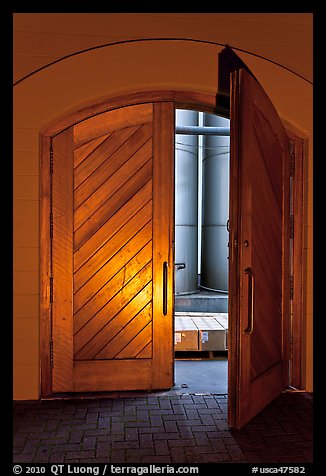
left=40, top=89, right=305, bottom=397
left=286, top=127, right=307, bottom=390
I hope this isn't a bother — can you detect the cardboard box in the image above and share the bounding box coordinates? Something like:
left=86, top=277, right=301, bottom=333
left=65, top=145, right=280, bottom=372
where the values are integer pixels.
left=191, top=315, right=227, bottom=351
left=214, top=313, right=228, bottom=330
left=175, top=314, right=199, bottom=351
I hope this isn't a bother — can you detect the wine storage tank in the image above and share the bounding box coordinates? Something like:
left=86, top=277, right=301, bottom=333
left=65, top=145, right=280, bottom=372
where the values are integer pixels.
left=175, top=109, right=199, bottom=295
left=201, top=113, right=230, bottom=292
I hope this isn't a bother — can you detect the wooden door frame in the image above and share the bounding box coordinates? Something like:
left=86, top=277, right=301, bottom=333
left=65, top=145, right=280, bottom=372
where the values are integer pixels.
left=286, top=127, right=307, bottom=390
left=39, top=89, right=305, bottom=397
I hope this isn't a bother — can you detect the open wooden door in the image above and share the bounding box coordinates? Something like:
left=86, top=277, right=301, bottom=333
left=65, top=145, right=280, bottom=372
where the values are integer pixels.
left=228, top=69, right=291, bottom=429
left=50, top=102, right=174, bottom=393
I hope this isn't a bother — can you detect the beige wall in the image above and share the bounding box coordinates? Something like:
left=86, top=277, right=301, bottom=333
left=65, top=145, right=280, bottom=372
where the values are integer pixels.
left=13, top=13, right=313, bottom=399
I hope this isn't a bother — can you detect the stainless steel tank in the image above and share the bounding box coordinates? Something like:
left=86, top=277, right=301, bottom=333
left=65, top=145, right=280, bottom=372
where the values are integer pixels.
left=175, top=109, right=199, bottom=294
left=201, top=113, right=230, bottom=292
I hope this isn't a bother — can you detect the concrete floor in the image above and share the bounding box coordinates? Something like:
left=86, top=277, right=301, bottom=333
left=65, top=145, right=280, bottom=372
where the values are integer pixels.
left=173, top=358, right=228, bottom=394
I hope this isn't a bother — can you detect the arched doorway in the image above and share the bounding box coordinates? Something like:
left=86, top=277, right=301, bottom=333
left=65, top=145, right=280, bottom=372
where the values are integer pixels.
left=40, top=91, right=218, bottom=398
left=40, top=73, right=303, bottom=428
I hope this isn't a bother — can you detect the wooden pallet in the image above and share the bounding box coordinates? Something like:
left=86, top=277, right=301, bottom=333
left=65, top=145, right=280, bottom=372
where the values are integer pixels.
left=175, top=350, right=228, bottom=360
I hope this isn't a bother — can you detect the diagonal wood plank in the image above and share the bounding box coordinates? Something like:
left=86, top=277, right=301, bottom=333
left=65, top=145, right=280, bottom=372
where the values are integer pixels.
left=252, top=110, right=283, bottom=209
left=74, top=261, right=152, bottom=341
left=74, top=139, right=153, bottom=230
left=73, top=241, right=152, bottom=327
left=74, top=125, right=152, bottom=210
left=74, top=181, right=152, bottom=267
left=74, top=125, right=140, bottom=189
left=74, top=200, right=152, bottom=290
left=95, top=303, right=152, bottom=359
left=135, top=341, right=152, bottom=359
left=74, top=279, right=152, bottom=359
left=74, top=170, right=152, bottom=250
left=74, top=223, right=152, bottom=311
left=114, top=319, right=153, bottom=360
left=249, top=114, right=283, bottom=381
left=74, top=133, right=112, bottom=169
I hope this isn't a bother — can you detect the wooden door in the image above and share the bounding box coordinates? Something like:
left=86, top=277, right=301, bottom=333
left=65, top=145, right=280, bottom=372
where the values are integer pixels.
left=228, top=69, right=290, bottom=429
left=51, top=102, right=175, bottom=393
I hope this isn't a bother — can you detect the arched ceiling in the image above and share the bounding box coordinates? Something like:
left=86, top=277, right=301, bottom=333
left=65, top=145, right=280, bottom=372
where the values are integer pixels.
left=13, top=13, right=313, bottom=84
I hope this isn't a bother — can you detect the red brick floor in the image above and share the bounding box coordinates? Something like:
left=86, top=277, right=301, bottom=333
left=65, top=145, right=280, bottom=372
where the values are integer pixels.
left=13, top=391, right=312, bottom=464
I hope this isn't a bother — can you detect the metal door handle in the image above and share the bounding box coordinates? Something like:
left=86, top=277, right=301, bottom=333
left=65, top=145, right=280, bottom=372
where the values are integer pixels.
left=163, top=261, right=168, bottom=315
left=175, top=262, right=186, bottom=270
left=244, top=267, right=255, bottom=334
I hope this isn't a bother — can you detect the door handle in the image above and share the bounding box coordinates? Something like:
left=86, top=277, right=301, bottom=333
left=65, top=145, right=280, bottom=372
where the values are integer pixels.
left=244, top=267, right=255, bottom=334
left=175, top=262, right=186, bottom=270
left=163, top=261, right=168, bottom=315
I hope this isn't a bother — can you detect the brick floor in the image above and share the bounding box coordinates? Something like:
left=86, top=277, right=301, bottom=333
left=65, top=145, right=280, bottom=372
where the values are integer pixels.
left=13, top=391, right=312, bottom=464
